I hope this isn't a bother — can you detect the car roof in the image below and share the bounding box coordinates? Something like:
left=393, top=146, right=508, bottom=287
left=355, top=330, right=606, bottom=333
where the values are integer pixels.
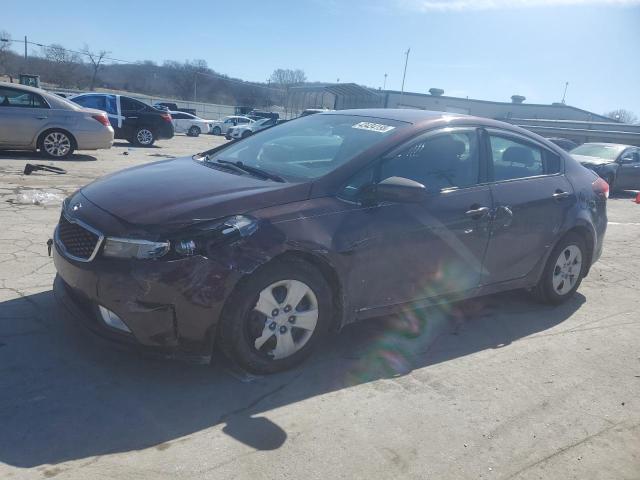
left=319, top=108, right=463, bottom=124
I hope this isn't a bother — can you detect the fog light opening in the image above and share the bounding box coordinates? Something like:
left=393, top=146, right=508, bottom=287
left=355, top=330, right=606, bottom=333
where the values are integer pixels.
left=98, top=305, right=131, bottom=333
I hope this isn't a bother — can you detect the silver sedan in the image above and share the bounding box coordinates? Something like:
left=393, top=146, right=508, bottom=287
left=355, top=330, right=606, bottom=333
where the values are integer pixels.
left=0, top=82, right=114, bottom=159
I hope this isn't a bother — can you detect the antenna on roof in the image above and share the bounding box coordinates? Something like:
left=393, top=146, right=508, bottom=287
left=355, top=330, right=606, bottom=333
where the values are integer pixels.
left=561, top=81, right=569, bottom=104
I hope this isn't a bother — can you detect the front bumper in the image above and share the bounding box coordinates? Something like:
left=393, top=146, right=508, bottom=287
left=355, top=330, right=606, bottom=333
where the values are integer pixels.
left=52, top=235, right=241, bottom=358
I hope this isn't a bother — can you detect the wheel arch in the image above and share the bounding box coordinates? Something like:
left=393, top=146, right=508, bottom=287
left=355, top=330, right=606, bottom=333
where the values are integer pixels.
left=37, top=127, right=78, bottom=151
left=222, top=249, right=346, bottom=335
left=555, top=222, right=596, bottom=277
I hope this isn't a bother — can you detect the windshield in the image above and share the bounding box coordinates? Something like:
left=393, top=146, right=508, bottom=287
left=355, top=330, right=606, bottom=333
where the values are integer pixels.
left=570, top=144, right=625, bottom=160
left=253, top=118, right=271, bottom=126
left=206, top=114, right=408, bottom=180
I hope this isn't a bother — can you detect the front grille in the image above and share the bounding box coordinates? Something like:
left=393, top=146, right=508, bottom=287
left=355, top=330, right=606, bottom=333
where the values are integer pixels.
left=57, top=215, right=101, bottom=261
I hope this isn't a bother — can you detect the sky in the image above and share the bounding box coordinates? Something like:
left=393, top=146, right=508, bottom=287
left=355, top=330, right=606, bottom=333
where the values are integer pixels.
left=2, top=0, right=639, bottom=117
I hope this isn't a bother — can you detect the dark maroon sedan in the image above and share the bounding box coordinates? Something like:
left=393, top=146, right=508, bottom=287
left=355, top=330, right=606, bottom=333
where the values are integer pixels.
left=52, top=109, right=608, bottom=373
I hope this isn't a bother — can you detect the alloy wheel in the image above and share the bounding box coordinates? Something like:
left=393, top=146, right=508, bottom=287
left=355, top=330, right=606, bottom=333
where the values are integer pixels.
left=248, top=279, right=319, bottom=360
left=552, top=245, right=582, bottom=295
left=43, top=132, right=71, bottom=157
left=136, top=129, right=154, bottom=145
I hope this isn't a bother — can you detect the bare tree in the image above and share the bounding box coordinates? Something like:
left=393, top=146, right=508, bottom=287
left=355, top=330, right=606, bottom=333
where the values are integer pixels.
left=81, top=45, right=110, bottom=90
left=269, top=68, right=307, bottom=86
left=163, top=59, right=209, bottom=100
left=605, top=108, right=638, bottom=124
left=41, top=43, right=81, bottom=87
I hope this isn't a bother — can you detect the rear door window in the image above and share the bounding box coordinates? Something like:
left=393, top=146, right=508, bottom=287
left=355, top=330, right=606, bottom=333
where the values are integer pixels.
left=120, top=97, right=147, bottom=112
left=488, top=134, right=562, bottom=181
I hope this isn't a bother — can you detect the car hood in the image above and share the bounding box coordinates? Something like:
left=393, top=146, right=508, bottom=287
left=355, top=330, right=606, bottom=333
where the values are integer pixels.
left=572, top=154, right=614, bottom=166
left=80, top=157, right=310, bottom=228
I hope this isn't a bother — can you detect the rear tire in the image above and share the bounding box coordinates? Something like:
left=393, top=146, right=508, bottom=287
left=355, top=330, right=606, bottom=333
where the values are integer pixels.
left=39, top=129, right=75, bottom=159
left=218, top=259, right=332, bottom=374
left=241, top=131, right=252, bottom=139
left=532, top=232, right=587, bottom=305
left=131, top=127, right=155, bottom=147
left=212, top=126, right=222, bottom=135
left=187, top=126, right=201, bottom=137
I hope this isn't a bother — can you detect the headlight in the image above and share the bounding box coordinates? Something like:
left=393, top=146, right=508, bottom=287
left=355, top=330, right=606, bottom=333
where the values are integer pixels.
left=172, top=215, right=258, bottom=257
left=103, top=237, right=170, bottom=259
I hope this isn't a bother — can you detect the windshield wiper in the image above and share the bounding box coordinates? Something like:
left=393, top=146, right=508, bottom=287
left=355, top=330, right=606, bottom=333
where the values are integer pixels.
left=216, top=159, right=285, bottom=183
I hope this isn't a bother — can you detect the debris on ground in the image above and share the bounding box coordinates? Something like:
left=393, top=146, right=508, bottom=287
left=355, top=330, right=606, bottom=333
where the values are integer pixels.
left=12, top=190, right=64, bottom=206
left=23, top=164, right=67, bottom=175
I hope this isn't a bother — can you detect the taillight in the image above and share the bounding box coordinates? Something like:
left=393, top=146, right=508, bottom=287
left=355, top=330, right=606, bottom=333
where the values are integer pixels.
left=160, top=113, right=172, bottom=122
left=592, top=177, right=609, bottom=199
left=92, top=114, right=110, bottom=127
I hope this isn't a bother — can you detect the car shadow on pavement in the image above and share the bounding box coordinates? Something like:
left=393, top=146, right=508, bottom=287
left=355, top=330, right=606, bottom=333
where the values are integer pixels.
left=0, top=288, right=584, bottom=468
left=0, top=151, right=97, bottom=162
left=112, top=142, right=161, bottom=149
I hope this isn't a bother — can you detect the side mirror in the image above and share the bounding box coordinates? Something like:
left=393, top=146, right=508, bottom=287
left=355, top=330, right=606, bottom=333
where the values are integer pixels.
left=619, top=156, right=634, bottom=164
left=368, top=176, right=427, bottom=204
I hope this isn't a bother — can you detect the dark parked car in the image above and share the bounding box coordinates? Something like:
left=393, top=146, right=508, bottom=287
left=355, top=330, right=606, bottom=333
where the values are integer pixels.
left=153, top=102, right=197, bottom=116
left=72, top=94, right=174, bottom=146
left=570, top=143, right=640, bottom=192
left=547, top=137, right=578, bottom=152
left=52, top=109, right=608, bottom=374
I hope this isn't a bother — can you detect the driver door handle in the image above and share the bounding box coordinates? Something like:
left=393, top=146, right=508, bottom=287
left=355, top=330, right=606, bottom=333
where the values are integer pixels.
left=552, top=190, right=571, bottom=200
left=465, top=206, right=491, bottom=219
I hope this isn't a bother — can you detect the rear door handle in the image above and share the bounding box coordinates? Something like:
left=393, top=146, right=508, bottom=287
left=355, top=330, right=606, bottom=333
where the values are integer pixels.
left=465, top=206, right=491, bottom=219
left=552, top=190, right=571, bottom=200
left=36, top=116, right=48, bottom=120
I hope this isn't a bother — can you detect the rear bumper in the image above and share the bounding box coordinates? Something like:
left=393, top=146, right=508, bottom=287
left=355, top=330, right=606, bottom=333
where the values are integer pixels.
left=74, top=128, right=114, bottom=151
left=156, top=122, right=175, bottom=140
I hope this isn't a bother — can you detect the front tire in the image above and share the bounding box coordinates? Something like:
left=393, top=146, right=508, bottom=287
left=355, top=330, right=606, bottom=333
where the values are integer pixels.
left=132, top=127, right=155, bottom=147
left=39, top=130, right=75, bottom=159
left=188, top=126, right=201, bottom=137
left=532, top=232, right=587, bottom=304
left=218, top=259, right=332, bottom=374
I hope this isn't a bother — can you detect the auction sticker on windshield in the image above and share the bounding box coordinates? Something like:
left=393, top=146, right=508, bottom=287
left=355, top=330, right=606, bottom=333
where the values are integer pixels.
left=352, top=122, right=396, bottom=133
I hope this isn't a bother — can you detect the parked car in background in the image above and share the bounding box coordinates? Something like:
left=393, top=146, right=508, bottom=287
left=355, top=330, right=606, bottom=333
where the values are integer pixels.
left=169, top=111, right=212, bottom=137
left=300, top=108, right=332, bottom=117
left=210, top=115, right=254, bottom=136
left=571, top=142, right=640, bottom=191
left=547, top=137, right=578, bottom=152
left=153, top=102, right=197, bottom=116
left=228, top=117, right=278, bottom=139
left=52, top=109, right=608, bottom=373
left=248, top=110, right=279, bottom=120
left=72, top=94, right=174, bottom=146
left=0, top=82, right=113, bottom=159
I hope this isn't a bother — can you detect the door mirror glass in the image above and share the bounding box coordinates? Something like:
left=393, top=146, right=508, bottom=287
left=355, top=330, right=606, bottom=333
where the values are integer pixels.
left=373, top=176, right=427, bottom=203
left=619, top=155, right=634, bottom=164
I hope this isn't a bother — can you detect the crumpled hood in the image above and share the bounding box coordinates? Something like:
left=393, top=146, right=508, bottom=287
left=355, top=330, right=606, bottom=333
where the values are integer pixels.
left=80, top=157, right=309, bottom=228
left=572, top=154, right=614, bottom=166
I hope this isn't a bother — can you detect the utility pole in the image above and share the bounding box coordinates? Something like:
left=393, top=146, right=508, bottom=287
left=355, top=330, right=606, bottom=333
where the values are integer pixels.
left=194, top=74, right=197, bottom=102
left=24, top=36, right=27, bottom=61
left=383, top=73, right=387, bottom=90
left=400, top=48, right=410, bottom=98
left=561, top=81, right=569, bottom=104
